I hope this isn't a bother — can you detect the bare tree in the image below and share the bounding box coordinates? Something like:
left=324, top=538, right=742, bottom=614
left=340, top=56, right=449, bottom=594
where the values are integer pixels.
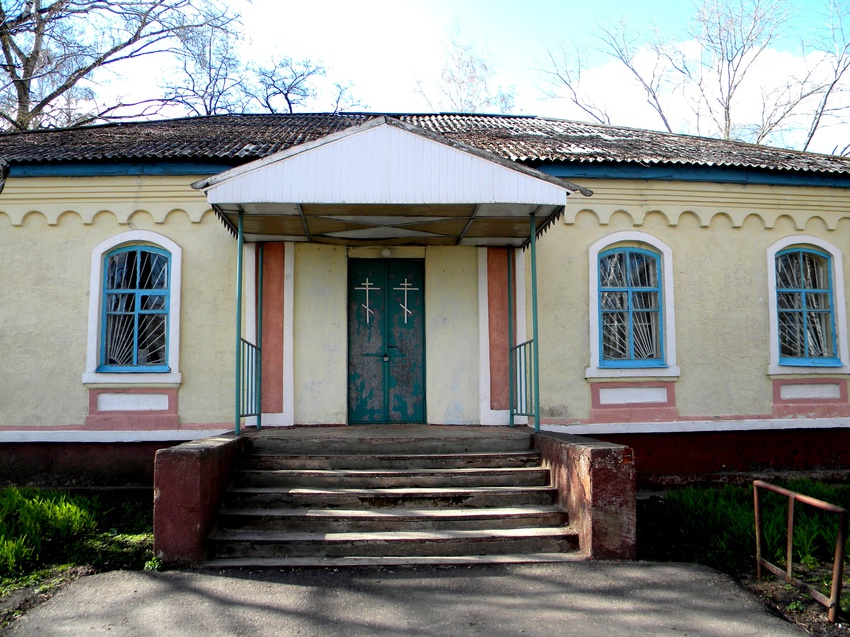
left=541, top=0, right=850, bottom=151
left=0, top=0, right=237, bottom=130
left=160, top=25, right=247, bottom=116
left=685, top=0, right=788, bottom=140
left=660, top=0, right=850, bottom=145
left=251, top=56, right=326, bottom=114
left=544, top=0, right=789, bottom=140
left=163, top=26, right=363, bottom=117
left=416, top=30, right=515, bottom=114
left=801, top=0, right=850, bottom=151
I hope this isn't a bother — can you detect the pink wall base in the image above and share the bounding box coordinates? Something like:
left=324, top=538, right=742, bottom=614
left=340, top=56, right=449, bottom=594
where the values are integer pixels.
left=771, top=378, right=850, bottom=418
left=534, top=432, right=636, bottom=559
left=589, top=381, right=679, bottom=423
left=85, top=388, right=179, bottom=429
left=153, top=434, right=248, bottom=565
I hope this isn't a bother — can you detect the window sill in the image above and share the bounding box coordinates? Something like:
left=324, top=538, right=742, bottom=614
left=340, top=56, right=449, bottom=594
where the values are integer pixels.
left=82, top=371, right=182, bottom=386
left=586, top=365, right=680, bottom=380
left=768, top=364, right=850, bottom=376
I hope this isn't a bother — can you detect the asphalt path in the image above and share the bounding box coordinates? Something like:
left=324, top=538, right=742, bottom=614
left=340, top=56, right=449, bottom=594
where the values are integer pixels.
left=3, top=562, right=805, bottom=637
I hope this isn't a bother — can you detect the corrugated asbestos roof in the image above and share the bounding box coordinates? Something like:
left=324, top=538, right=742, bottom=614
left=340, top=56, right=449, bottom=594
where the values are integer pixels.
left=1, top=112, right=849, bottom=175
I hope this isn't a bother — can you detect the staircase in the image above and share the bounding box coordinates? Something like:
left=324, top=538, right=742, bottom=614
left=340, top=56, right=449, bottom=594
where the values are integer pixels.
left=205, top=426, right=582, bottom=567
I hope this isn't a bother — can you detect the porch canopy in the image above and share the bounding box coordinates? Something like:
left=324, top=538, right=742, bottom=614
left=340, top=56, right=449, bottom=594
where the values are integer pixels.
left=192, top=116, right=588, bottom=248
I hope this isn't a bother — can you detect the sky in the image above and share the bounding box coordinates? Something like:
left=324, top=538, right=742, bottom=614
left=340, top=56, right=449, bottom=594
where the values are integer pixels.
left=237, top=0, right=695, bottom=116
left=111, top=0, right=847, bottom=154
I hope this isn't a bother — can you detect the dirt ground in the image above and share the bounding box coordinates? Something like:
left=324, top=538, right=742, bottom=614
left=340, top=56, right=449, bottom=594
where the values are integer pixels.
left=0, top=567, right=91, bottom=631
left=739, top=574, right=850, bottom=636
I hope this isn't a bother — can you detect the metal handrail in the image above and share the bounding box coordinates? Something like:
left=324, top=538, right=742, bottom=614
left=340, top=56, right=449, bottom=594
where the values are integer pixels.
left=239, top=338, right=261, bottom=418
left=510, top=339, right=535, bottom=417
left=754, top=479, right=849, bottom=623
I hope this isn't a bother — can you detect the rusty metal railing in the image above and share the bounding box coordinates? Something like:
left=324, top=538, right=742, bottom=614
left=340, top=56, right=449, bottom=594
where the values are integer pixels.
left=754, top=480, right=849, bottom=623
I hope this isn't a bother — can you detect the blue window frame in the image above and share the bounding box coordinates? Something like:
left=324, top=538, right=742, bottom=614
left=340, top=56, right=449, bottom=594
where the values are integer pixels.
left=598, top=247, right=664, bottom=367
left=776, top=247, right=839, bottom=366
left=99, top=245, right=170, bottom=372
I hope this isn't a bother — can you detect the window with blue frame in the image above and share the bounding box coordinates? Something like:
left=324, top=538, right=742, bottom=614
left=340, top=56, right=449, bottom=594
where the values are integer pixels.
left=775, top=247, right=839, bottom=366
left=99, top=245, right=170, bottom=372
left=598, top=247, right=664, bottom=367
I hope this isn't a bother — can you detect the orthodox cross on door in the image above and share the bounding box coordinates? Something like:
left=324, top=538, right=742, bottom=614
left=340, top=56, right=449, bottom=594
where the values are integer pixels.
left=393, top=277, right=419, bottom=324
left=355, top=277, right=380, bottom=324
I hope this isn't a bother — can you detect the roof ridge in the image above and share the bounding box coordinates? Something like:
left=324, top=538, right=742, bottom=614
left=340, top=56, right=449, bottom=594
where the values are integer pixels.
left=526, top=115, right=850, bottom=161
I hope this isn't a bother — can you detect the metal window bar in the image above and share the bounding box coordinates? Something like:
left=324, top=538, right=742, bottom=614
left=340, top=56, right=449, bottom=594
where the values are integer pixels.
left=510, top=339, right=535, bottom=417
left=240, top=338, right=262, bottom=417
left=754, top=480, right=849, bottom=623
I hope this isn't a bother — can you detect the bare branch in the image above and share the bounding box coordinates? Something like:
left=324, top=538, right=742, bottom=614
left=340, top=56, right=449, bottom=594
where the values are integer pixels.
left=329, top=81, right=363, bottom=114
left=539, top=41, right=612, bottom=124
left=160, top=24, right=247, bottom=116
left=801, top=0, right=850, bottom=150
left=250, top=57, right=325, bottom=114
left=598, top=18, right=674, bottom=132
left=689, top=0, right=788, bottom=139
left=538, top=0, right=850, bottom=150
left=0, top=0, right=239, bottom=130
left=415, top=29, right=516, bottom=114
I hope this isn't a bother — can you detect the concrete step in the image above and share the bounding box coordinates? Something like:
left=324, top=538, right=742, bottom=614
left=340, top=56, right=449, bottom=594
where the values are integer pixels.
left=209, top=527, right=580, bottom=559
left=241, top=451, right=543, bottom=470
left=211, top=427, right=575, bottom=565
left=202, top=553, right=587, bottom=569
left=218, top=505, right=567, bottom=532
left=247, top=432, right=534, bottom=456
left=223, top=485, right=559, bottom=509
left=232, top=467, right=551, bottom=489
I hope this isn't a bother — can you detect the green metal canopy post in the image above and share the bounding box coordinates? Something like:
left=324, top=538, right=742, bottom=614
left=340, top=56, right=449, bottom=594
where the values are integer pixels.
left=234, top=211, right=244, bottom=435
left=530, top=212, right=541, bottom=432
left=507, top=248, right=515, bottom=427
left=256, top=243, right=264, bottom=429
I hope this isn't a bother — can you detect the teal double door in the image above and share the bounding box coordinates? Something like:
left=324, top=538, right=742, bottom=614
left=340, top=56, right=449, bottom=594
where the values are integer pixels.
left=348, top=259, right=425, bottom=424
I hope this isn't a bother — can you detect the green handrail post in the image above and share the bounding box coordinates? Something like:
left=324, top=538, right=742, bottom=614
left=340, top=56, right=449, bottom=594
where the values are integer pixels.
left=256, top=243, right=264, bottom=429
left=234, top=211, right=244, bottom=435
left=507, top=248, right=515, bottom=427
left=530, top=212, right=541, bottom=432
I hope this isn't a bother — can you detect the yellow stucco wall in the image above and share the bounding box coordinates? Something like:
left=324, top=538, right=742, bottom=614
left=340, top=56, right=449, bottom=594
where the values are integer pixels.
left=0, top=175, right=234, bottom=427
left=536, top=178, right=850, bottom=422
left=1, top=174, right=482, bottom=429
left=7, top=172, right=849, bottom=429
left=424, top=247, right=480, bottom=424
left=292, top=244, right=348, bottom=424
left=291, top=244, right=480, bottom=425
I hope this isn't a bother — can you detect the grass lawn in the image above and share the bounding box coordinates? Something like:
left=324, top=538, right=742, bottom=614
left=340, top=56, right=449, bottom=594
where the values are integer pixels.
left=0, top=488, right=156, bottom=629
left=638, top=480, right=850, bottom=635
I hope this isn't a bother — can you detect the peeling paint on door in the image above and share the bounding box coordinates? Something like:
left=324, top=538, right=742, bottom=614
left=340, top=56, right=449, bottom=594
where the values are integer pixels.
left=348, top=259, right=425, bottom=423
